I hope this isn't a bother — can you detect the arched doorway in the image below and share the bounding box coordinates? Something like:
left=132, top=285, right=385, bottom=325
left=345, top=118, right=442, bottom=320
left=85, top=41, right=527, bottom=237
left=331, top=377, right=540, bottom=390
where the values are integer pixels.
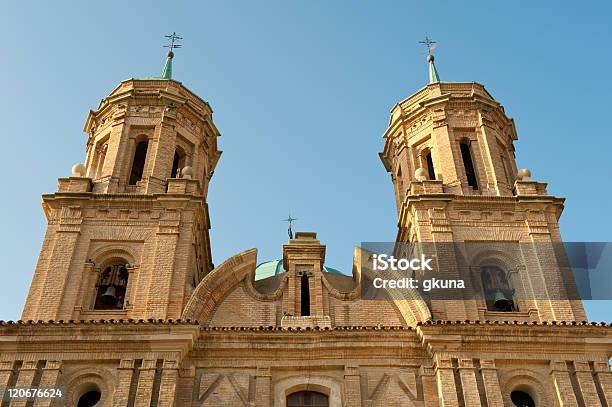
left=286, top=390, right=329, bottom=407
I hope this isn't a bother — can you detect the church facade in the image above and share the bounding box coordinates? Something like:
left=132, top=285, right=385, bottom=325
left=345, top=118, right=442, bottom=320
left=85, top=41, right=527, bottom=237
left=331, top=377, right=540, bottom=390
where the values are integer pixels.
left=0, top=50, right=611, bottom=407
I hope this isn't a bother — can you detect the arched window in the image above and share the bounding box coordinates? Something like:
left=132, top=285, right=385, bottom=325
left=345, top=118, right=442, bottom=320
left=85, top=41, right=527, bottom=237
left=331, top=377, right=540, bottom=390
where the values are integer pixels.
left=418, top=148, right=436, bottom=181
left=129, top=140, right=149, bottom=185
left=287, top=391, right=328, bottom=407
left=511, top=390, right=535, bottom=407
left=94, top=263, right=129, bottom=310
left=425, top=151, right=436, bottom=180
left=300, top=273, right=310, bottom=316
left=91, top=141, right=108, bottom=179
left=170, top=149, right=186, bottom=178
left=77, top=389, right=101, bottom=407
left=459, top=141, right=478, bottom=190
left=481, top=265, right=516, bottom=312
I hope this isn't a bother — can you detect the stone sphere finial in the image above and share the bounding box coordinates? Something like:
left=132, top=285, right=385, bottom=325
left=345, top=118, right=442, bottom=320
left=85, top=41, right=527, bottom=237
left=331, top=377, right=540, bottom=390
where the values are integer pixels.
left=71, top=163, right=86, bottom=177
left=517, top=168, right=532, bottom=181
left=427, top=54, right=434, bottom=63
left=414, top=168, right=428, bottom=182
left=181, top=166, right=194, bottom=180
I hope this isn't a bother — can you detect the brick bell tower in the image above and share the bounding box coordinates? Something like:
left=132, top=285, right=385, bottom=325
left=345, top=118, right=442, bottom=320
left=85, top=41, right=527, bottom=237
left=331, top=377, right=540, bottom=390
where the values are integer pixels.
left=379, top=47, right=586, bottom=322
left=22, top=44, right=221, bottom=322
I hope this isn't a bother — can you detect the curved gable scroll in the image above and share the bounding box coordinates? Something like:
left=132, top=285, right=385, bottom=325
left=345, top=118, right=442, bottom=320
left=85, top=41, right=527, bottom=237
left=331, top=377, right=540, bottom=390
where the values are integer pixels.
left=354, top=247, right=432, bottom=326
left=182, top=248, right=258, bottom=323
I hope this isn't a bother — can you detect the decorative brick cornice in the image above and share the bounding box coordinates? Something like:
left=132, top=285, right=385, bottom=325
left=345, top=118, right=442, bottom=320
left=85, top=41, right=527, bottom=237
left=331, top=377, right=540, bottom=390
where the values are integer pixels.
left=0, top=319, right=608, bottom=329
left=0, top=318, right=198, bottom=326
left=417, top=319, right=611, bottom=327
left=200, top=325, right=415, bottom=332
left=416, top=319, right=612, bottom=357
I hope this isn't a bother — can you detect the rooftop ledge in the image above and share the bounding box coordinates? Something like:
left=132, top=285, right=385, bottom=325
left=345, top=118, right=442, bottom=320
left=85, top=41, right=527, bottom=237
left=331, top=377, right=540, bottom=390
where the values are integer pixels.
left=0, top=319, right=608, bottom=328
left=394, top=81, right=497, bottom=113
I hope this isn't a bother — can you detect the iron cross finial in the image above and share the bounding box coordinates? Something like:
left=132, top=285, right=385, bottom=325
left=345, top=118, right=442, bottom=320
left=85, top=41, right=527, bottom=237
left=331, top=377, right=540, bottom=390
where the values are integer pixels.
left=164, top=32, right=183, bottom=53
left=283, top=215, right=297, bottom=239
left=419, top=36, right=437, bottom=55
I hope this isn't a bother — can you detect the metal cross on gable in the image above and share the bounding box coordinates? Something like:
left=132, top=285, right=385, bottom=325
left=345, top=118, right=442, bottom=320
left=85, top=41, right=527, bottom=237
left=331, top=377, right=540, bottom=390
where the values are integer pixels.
left=283, top=215, right=297, bottom=239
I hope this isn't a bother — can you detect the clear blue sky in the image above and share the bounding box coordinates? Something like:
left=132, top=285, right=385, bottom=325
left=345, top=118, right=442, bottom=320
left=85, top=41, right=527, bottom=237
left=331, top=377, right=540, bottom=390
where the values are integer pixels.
left=1, top=1, right=610, bottom=321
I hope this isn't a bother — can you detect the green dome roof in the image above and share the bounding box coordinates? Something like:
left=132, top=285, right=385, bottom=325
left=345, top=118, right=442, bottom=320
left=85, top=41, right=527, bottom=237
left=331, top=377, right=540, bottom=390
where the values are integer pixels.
left=254, top=259, right=343, bottom=281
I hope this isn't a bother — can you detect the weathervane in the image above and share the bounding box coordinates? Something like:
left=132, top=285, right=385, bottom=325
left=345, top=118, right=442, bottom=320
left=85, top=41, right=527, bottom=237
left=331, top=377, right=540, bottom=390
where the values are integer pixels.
left=419, top=36, right=441, bottom=83
left=161, top=32, right=182, bottom=79
left=164, top=32, right=183, bottom=56
left=419, top=36, right=437, bottom=55
left=283, top=215, right=297, bottom=239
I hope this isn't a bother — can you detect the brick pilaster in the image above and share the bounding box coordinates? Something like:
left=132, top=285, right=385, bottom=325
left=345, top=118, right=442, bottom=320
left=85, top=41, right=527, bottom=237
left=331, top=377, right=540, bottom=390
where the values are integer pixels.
left=112, top=359, right=134, bottom=407
left=550, top=361, right=579, bottom=407
left=458, top=359, right=481, bottom=407
left=421, top=366, right=439, bottom=407
left=431, top=123, right=460, bottom=185
left=0, top=361, right=15, bottom=404
left=32, top=361, right=61, bottom=407
left=479, top=360, right=503, bottom=406
left=573, top=362, right=602, bottom=407
left=134, top=359, right=156, bottom=407
left=147, top=231, right=179, bottom=319
left=254, top=367, right=271, bottom=407
left=34, top=230, right=80, bottom=321
left=10, top=361, right=38, bottom=407
left=343, top=366, right=362, bottom=407
left=146, top=119, right=177, bottom=195
left=476, top=120, right=511, bottom=194
left=311, top=273, right=324, bottom=317
left=103, top=117, right=128, bottom=194
left=594, top=362, right=612, bottom=405
left=175, top=367, right=195, bottom=406
left=436, top=358, right=459, bottom=407
left=157, top=359, right=179, bottom=407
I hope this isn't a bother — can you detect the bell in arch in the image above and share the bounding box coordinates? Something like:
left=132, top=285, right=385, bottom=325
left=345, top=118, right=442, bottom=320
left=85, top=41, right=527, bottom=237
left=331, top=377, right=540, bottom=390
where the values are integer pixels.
left=101, top=285, right=117, bottom=305
left=493, top=289, right=512, bottom=311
